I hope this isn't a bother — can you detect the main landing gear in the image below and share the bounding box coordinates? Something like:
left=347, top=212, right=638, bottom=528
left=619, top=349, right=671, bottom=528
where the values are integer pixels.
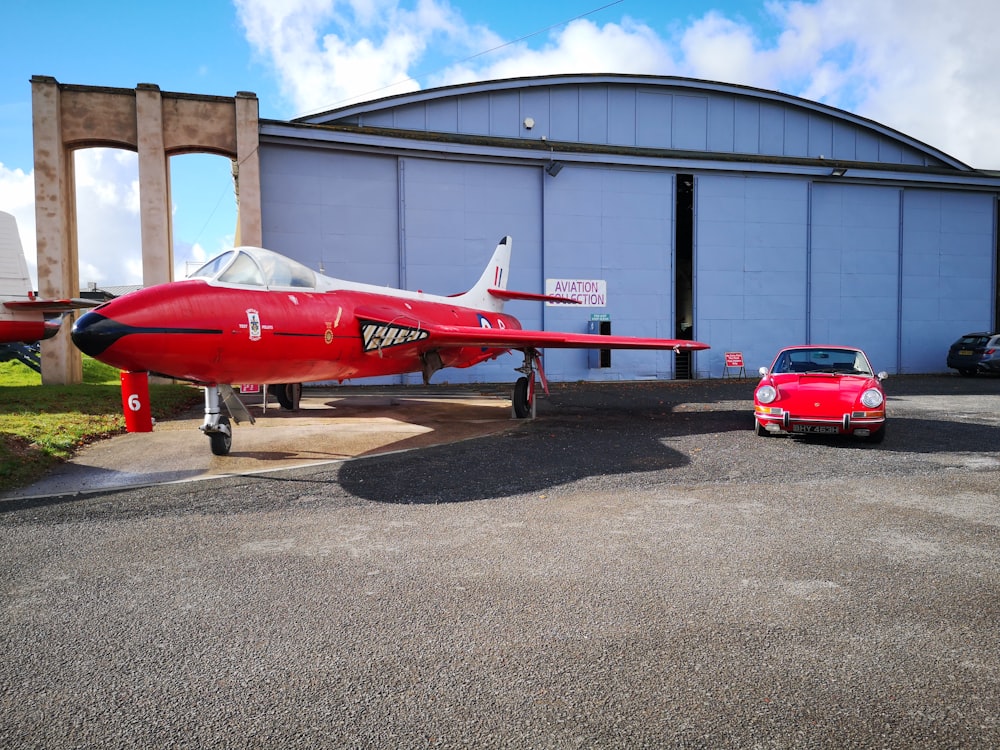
left=200, top=384, right=255, bottom=456
left=512, top=348, right=547, bottom=419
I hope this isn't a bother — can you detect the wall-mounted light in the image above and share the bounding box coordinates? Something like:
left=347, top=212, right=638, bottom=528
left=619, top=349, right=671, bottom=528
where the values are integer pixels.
left=545, top=160, right=564, bottom=177
left=830, top=167, right=847, bottom=177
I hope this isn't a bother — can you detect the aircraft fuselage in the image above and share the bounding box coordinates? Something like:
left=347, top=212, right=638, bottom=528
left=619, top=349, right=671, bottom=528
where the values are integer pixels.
left=72, top=279, right=521, bottom=385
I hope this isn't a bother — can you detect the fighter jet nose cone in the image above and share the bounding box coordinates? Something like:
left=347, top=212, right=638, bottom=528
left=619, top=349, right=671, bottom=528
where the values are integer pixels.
left=71, top=311, right=118, bottom=356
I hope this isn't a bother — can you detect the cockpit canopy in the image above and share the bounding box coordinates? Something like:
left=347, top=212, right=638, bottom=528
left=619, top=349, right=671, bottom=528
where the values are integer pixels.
left=190, top=247, right=317, bottom=290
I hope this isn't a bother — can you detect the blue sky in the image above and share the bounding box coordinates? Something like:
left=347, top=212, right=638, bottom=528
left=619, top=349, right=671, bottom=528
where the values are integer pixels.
left=2, top=0, right=999, bottom=287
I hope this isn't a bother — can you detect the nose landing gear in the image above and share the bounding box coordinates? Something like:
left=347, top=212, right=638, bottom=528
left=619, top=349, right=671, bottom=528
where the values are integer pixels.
left=200, top=384, right=255, bottom=455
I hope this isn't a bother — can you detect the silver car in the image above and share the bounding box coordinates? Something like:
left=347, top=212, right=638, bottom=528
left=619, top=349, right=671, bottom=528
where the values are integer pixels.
left=978, top=334, right=1000, bottom=373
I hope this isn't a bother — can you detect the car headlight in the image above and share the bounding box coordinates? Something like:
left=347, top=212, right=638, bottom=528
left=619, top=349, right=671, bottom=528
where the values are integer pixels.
left=757, top=385, right=777, bottom=404
left=860, top=388, right=884, bottom=408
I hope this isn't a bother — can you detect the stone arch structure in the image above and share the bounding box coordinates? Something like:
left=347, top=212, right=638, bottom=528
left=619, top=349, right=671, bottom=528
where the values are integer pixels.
left=30, top=76, right=262, bottom=384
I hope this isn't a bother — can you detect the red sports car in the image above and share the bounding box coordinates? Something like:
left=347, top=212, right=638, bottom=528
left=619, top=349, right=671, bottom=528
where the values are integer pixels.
left=753, top=345, right=888, bottom=443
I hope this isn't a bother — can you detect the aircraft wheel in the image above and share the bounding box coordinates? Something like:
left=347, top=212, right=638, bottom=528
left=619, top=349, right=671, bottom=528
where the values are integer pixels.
left=209, top=416, right=232, bottom=456
left=268, top=384, right=298, bottom=410
left=512, top=376, right=532, bottom=418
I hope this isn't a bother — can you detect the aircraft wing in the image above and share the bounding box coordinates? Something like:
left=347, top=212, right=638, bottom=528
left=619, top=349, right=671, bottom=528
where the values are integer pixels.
left=3, top=298, right=99, bottom=313
left=424, top=322, right=709, bottom=352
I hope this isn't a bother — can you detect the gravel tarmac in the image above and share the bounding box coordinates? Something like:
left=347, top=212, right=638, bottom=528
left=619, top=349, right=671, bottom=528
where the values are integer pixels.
left=1, top=374, right=999, bottom=749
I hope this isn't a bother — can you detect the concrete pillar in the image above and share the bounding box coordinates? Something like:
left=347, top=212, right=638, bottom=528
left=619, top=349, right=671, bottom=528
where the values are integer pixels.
left=234, top=91, right=262, bottom=247
left=31, top=75, right=82, bottom=385
left=135, top=84, right=173, bottom=285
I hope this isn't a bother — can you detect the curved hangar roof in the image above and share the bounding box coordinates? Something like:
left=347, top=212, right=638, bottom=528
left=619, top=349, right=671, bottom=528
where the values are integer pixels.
left=290, top=73, right=970, bottom=173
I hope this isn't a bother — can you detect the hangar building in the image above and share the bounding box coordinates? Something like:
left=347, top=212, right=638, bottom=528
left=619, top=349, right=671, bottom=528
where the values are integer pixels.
left=30, top=74, right=1000, bottom=384
left=256, top=74, right=1000, bottom=383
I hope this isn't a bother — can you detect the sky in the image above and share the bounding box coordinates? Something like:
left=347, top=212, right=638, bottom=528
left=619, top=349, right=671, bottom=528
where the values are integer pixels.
left=2, top=0, right=1000, bottom=288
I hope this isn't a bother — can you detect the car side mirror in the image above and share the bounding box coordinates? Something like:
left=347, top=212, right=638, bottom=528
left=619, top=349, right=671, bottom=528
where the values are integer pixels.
left=877, top=371, right=888, bottom=381
left=758, top=366, right=769, bottom=377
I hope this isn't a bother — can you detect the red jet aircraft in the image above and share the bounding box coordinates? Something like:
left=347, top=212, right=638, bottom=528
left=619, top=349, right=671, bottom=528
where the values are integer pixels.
left=1, top=211, right=96, bottom=346
left=72, top=236, right=709, bottom=455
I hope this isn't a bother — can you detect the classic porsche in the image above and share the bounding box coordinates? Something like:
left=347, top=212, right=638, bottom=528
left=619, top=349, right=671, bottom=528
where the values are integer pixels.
left=753, top=345, right=888, bottom=443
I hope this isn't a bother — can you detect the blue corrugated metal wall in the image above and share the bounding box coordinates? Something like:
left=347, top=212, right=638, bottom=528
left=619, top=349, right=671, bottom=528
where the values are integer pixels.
left=261, top=141, right=996, bottom=381
left=810, top=184, right=901, bottom=374
left=695, top=178, right=995, bottom=377
left=543, top=166, right=675, bottom=381
left=900, top=191, right=995, bottom=373
left=695, top=175, right=809, bottom=376
left=340, top=80, right=947, bottom=168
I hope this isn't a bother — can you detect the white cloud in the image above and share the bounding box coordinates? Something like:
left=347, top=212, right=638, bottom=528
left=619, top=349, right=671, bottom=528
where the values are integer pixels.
left=73, top=149, right=143, bottom=289
left=439, top=17, right=677, bottom=84
left=686, top=0, right=1000, bottom=168
left=236, top=0, right=1000, bottom=168
left=235, top=0, right=477, bottom=113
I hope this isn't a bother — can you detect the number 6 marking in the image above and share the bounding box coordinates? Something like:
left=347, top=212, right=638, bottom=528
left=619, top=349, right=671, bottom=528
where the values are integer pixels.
left=127, top=394, right=142, bottom=412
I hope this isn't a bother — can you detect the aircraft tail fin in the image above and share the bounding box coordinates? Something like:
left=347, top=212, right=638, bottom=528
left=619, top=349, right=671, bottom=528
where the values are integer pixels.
left=454, top=235, right=512, bottom=312
left=0, top=211, right=32, bottom=299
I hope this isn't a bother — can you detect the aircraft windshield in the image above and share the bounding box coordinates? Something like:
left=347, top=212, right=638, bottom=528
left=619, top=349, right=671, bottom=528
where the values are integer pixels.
left=190, top=248, right=317, bottom=289
left=218, top=253, right=266, bottom=286
left=773, top=348, right=873, bottom=376
left=190, top=251, right=235, bottom=279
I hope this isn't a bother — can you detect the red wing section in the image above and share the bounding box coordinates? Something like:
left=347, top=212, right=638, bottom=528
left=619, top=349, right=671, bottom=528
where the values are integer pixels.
left=423, top=322, right=709, bottom=352
left=3, top=298, right=98, bottom=313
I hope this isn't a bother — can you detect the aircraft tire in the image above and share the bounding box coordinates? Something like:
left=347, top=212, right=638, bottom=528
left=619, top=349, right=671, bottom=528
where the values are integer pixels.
left=512, top=376, right=532, bottom=418
left=209, top=416, right=232, bottom=456
left=268, top=384, right=297, bottom=410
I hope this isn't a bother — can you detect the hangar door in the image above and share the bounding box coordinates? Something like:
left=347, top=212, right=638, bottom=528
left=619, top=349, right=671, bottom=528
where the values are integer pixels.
left=810, top=184, right=901, bottom=374
left=542, top=165, right=676, bottom=381
left=400, top=158, right=543, bottom=384
left=260, top=146, right=401, bottom=286
left=899, top=190, right=996, bottom=373
left=695, top=175, right=809, bottom=377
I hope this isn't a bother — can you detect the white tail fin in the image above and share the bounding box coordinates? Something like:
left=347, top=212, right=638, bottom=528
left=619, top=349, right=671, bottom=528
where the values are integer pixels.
left=0, top=211, right=32, bottom=299
left=453, top=235, right=512, bottom=312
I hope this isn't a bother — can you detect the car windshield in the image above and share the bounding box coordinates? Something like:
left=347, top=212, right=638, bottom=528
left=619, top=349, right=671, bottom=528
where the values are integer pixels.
left=772, top=348, right=872, bottom=376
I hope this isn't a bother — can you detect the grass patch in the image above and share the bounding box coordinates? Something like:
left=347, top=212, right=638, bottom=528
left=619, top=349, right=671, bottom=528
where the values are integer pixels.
left=0, top=358, right=202, bottom=493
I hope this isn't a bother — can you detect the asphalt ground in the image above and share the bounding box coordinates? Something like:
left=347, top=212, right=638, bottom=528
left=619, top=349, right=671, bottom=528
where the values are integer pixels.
left=1, top=374, right=999, bottom=748
left=4, top=389, right=519, bottom=498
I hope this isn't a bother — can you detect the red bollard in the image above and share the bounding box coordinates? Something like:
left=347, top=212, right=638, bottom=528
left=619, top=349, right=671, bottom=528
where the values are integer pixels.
left=120, top=370, right=153, bottom=432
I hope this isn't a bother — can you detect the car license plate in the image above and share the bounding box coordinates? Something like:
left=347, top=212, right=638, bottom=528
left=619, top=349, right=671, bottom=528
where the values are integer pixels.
left=792, top=424, right=838, bottom=434
left=959, top=349, right=973, bottom=355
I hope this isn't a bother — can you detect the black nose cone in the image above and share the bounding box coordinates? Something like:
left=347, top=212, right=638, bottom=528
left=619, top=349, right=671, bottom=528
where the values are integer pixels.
left=71, top=311, right=126, bottom=357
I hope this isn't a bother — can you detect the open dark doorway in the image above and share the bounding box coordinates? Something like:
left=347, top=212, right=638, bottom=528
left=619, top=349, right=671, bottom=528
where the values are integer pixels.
left=675, top=173, right=694, bottom=378
left=995, top=198, right=1000, bottom=332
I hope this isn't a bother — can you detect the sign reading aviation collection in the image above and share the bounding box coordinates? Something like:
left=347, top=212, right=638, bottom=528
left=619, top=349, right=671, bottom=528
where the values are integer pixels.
left=545, top=279, right=607, bottom=307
